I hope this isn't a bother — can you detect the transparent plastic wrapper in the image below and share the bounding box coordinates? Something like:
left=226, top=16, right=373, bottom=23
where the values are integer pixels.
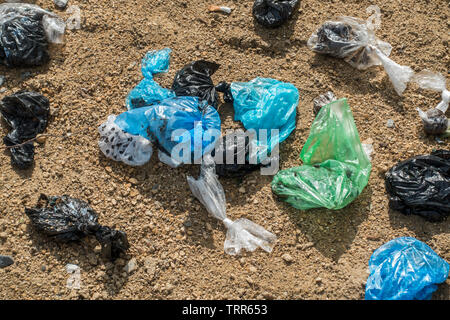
left=271, top=98, right=372, bottom=210
left=365, top=237, right=449, bottom=300
left=115, top=97, right=221, bottom=164
left=307, top=16, right=413, bottom=96
left=0, top=3, right=66, bottom=67
left=313, top=91, right=336, bottom=116
left=126, top=48, right=176, bottom=110
left=385, top=150, right=450, bottom=222
left=187, top=155, right=277, bottom=255
left=413, top=70, right=449, bottom=135
left=0, top=91, right=50, bottom=169
left=172, top=60, right=223, bottom=108
left=25, top=194, right=130, bottom=261
left=98, top=115, right=153, bottom=166
left=229, top=77, right=299, bottom=162
left=252, top=0, right=300, bottom=28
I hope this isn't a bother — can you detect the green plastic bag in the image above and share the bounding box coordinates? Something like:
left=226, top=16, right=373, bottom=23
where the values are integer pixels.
left=271, top=98, right=371, bottom=210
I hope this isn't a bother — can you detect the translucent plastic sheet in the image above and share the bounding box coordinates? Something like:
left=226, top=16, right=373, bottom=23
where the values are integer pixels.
left=187, top=155, right=277, bottom=255
left=308, top=16, right=413, bottom=96
left=271, top=98, right=372, bottom=210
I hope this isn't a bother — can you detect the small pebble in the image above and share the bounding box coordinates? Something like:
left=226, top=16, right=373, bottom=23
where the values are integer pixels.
left=0, top=75, right=5, bottom=86
left=0, top=255, right=14, bottom=268
left=54, top=0, right=68, bottom=9
left=123, top=258, right=138, bottom=274
left=386, top=119, right=395, bottom=128
left=282, top=253, right=293, bottom=264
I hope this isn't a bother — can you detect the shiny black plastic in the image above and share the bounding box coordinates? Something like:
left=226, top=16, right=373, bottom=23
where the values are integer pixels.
left=0, top=91, right=50, bottom=169
left=172, top=60, right=221, bottom=107
left=252, top=0, right=299, bottom=28
left=25, top=195, right=130, bottom=260
left=385, top=150, right=450, bottom=222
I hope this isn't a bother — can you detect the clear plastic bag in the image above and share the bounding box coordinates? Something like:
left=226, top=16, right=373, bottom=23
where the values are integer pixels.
left=308, top=16, right=413, bottom=96
left=187, top=155, right=277, bottom=255
left=98, top=115, right=153, bottom=166
left=413, top=70, right=449, bottom=135
left=0, top=3, right=66, bottom=66
left=365, top=237, right=449, bottom=300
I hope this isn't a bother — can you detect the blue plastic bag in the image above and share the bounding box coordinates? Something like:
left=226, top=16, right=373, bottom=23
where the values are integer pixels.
left=125, top=48, right=175, bottom=110
left=115, top=97, right=221, bottom=163
left=365, top=237, right=449, bottom=300
left=230, top=77, right=299, bottom=161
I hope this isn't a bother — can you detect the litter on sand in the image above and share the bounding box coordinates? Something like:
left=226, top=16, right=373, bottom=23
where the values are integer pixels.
left=0, top=3, right=66, bottom=67
left=385, top=149, right=449, bottom=222
left=365, top=237, right=449, bottom=300
left=413, top=70, right=449, bottom=136
left=253, top=0, right=300, bottom=28
left=0, top=91, right=50, bottom=169
left=187, top=155, right=277, bottom=255
left=308, top=16, right=414, bottom=96
left=271, top=98, right=372, bottom=210
left=25, top=194, right=130, bottom=261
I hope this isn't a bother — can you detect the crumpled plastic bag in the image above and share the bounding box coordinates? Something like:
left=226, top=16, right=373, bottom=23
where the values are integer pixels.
left=213, top=132, right=262, bottom=177
left=385, top=150, right=450, bottom=222
left=113, top=96, right=221, bottom=165
left=0, top=3, right=66, bottom=67
left=172, top=60, right=222, bottom=108
left=25, top=194, right=130, bottom=261
left=307, top=16, right=414, bottom=96
left=365, top=237, right=450, bottom=300
left=0, top=91, right=50, bottom=169
left=252, top=0, right=300, bottom=28
left=187, top=155, right=277, bottom=255
left=271, top=98, right=372, bottom=210
left=229, top=77, right=299, bottom=162
left=413, top=70, right=449, bottom=135
left=98, top=115, right=153, bottom=166
left=126, top=48, right=176, bottom=110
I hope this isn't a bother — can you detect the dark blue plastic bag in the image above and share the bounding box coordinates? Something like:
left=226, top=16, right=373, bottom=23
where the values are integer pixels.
left=115, top=96, right=221, bottom=163
left=125, top=48, right=175, bottom=110
left=230, top=77, right=299, bottom=161
left=365, top=237, right=449, bottom=300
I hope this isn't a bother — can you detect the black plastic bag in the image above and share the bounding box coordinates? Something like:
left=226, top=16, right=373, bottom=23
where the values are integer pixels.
left=0, top=91, right=50, bottom=169
left=172, top=60, right=221, bottom=107
left=385, top=150, right=450, bottom=222
left=212, top=133, right=262, bottom=177
left=215, top=81, right=234, bottom=103
left=252, top=0, right=299, bottom=28
left=25, top=194, right=130, bottom=261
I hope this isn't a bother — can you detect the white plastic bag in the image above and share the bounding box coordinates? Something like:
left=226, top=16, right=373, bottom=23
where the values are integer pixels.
left=187, top=155, right=277, bottom=255
left=413, top=71, right=449, bottom=135
left=98, top=115, right=153, bottom=166
left=413, top=70, right=449, bottom=113
left=308, top=16, right=413, bottom=96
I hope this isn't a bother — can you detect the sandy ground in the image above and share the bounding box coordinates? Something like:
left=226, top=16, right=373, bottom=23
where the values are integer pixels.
left=0, top=0, right=448, bottom=300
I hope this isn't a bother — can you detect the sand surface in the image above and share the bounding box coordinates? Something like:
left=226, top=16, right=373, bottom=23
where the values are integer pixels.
left=0, top=0, right=448, bottom=300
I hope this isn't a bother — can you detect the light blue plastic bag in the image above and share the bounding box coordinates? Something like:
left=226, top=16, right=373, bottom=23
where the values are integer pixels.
left=115, top=96, right=221, bottom=163
left=125, top=48, right=175, bottom=110
left=365, top=237, right=449, bottom=300
left=230, top=77, right=299, bottom=161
